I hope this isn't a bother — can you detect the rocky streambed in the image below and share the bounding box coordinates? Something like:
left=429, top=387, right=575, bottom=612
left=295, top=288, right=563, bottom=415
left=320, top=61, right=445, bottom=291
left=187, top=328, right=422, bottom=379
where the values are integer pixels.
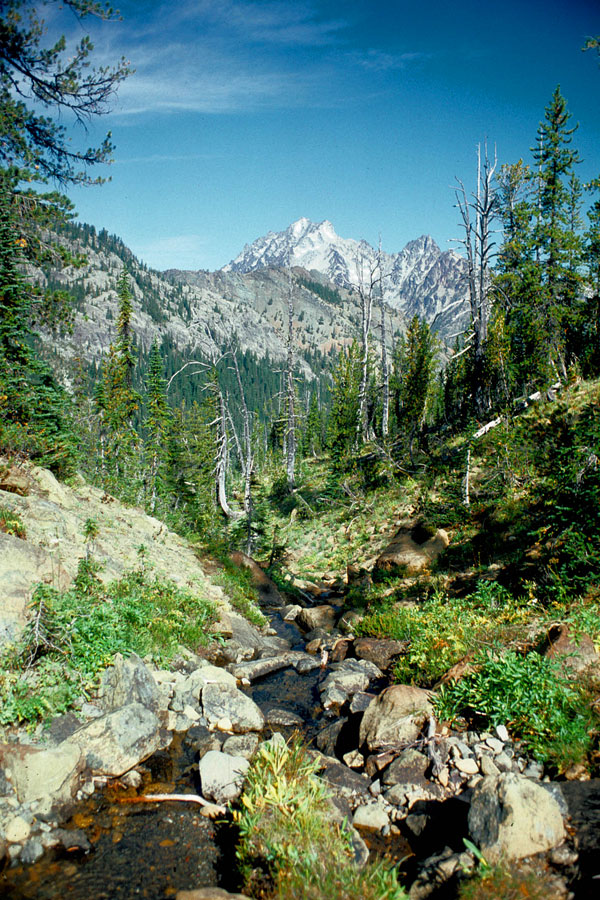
left=1, top=574, right=599, bottom=900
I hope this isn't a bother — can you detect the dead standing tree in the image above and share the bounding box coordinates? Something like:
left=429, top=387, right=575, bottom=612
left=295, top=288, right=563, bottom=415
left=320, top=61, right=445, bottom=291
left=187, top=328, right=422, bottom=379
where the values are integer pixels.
left=454, top=143, right=498, bottom=415
left=354, top=250, right=381, bottom=447
left=285, top=276, right=296, bottom=491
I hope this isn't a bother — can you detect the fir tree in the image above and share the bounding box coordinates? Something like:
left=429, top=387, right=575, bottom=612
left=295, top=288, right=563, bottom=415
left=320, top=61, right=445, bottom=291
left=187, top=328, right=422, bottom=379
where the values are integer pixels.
left=144, top=338, right=171, bottom=513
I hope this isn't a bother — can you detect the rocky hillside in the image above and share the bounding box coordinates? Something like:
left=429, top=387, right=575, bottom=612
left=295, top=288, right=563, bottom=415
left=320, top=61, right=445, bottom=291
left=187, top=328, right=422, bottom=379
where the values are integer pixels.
left=35, top=224, right=405, bottom=384
left=0, top=457, right=232, bottom=645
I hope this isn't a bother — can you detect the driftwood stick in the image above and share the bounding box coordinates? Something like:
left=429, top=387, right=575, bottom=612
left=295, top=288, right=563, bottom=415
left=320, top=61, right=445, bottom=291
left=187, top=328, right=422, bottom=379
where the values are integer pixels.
left=118, top=793, right=226, bottom=816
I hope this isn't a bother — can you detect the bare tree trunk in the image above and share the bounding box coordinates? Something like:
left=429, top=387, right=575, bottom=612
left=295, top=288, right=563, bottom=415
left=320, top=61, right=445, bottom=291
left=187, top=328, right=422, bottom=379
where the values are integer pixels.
left=216, top=387, right=239, bottom=519
left=285, top=278, right=296, bottom=491
left=378, top=241, right=390, bottom=441
left=455, top=143, right=498, bottom=414
left=231, top=351, right=255, bottom=553
left=355, top=253, right=378, bottom=447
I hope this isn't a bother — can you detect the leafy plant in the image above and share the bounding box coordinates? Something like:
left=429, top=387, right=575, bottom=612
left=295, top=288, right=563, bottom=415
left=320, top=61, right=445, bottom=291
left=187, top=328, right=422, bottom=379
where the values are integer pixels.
left=235, top=736, right=406, bottom=900
left=436, top=648, right=597, bottom=770
left=0, top=503, right=26, bottom=538
left=0, top=561, right=217, bottom=726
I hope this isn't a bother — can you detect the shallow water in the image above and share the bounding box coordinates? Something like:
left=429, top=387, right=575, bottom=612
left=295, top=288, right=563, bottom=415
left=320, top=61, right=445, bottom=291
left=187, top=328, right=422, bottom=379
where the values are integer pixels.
left=0, top=737, right=224, bottom=900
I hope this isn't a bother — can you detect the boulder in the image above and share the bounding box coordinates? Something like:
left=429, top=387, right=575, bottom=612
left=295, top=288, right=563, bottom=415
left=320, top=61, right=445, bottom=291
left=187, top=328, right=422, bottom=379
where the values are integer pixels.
left=297, top=605, right=337, bottom=633
left=229, top=552, right=285, bottom=608
left=201, top=683, right=265, bottom=733
left=374, top=520, right=449, bottom=576
left=541, top=624, right=600, bottom=675
left=180, top=664, right=237, bottom=699
left=2, top=742, right=84, bottom=805
left=382, top=748, right=430, bottom=788
left=468, top=773, right=565, bottom=863
left=65, top=702, right=170, bottom=776
left=359, top=685, right=433, bottom=751
left=354, top=637, right=408, bottom=671
left=320, top=658, right=382, bottom=709
left=98, top=653, right=161, bottom=712
left=352, top=802, right=389, bottom=832
left=198, top=750, right=249, bottom=804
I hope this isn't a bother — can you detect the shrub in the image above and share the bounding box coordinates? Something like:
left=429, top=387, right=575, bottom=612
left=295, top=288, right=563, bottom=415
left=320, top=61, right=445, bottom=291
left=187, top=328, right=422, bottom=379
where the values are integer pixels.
left=436, top=648, right=597, bottom=771
left=235, top=737, right=406, bottom=900
left=0, top=560, right=217, bottom=725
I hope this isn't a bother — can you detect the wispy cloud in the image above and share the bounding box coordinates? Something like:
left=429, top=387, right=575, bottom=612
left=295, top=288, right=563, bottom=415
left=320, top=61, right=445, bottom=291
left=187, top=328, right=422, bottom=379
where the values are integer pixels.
left=352, top=49, right=432, bottom=72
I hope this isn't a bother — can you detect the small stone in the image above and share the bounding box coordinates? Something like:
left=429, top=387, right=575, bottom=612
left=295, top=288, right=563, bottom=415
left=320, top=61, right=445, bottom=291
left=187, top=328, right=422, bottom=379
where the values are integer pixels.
left=479, top=755, right=500, bottom=777
left=523, top=760, right=544, bottom=779
left=5, top=816, right=31, bottom=843
left=494, top=752, right=513, bottom=772
left=20, top=839, right=44, bottom=864
left=485, top=737, right=504, bottom=754
left=353, top=803, right=389, bottom=832
left=121, top=770, right=142, bottom=789
left=405, top=813, right=429, bottom=836
left=454, top=757, right=479, bottom=775
left=215, top=717, right=233, bottom=732
left=369, top=779, right=381, bottom=796
left=456, top=741, right=472, bottom=758
left=183, top=704, right=201, bottom=722
left=343, top=750, right=364, bottom=769
left=437, top=766, right=449, bottom=787
left=495, top=724, right=510, bottom=742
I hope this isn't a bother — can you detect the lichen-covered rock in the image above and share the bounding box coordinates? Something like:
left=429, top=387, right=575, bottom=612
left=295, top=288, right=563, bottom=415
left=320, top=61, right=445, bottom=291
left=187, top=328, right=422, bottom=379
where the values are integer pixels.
left=99, top=653, right=161, bottom=712
left=198, top=750, right=249, bottom=804
left=375, top=520, right=449, bottom=576
left=65, top=702, right=170, bottom=776
left=201, top=683, right=265, bottom=733
left=468, top=773, right=565, bottom=863
left=359, top=685, right=433, bottom=751
left=2, top=742, right=84, bottom=805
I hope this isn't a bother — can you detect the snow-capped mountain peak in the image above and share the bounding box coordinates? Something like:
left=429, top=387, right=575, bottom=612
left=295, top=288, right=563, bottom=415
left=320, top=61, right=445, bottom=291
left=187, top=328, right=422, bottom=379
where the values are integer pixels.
left=222, top=218, right=468, bottom=330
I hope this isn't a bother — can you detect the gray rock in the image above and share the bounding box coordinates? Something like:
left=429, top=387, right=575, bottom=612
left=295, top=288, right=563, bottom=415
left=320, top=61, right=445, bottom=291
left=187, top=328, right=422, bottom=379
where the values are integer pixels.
left=485, top=736, right=504, bottom=754
left=222, top=733, right=259, bottom=760
left=359, top=685, right=433, bottom=751
left=99, top=653, right=161, bottom=712
left=201, top=683, right=265, bottom=734
left=297, top=605, right=337, bottom=633
left=468, top=773, right=565, bottom=863
left=354, top=637, right=407, bottom=671
left=181, top=665, right=237, bottom=700
left=4, top=742, right=84, bottom=804
left=229, top=653, right=302, bottom=683
left=199, top=750, right=249, bottom=804
left=495, top=724, right=510, bottom=742
left=350, top=691, right=376, bottom=714
left=65, top=702, right=170, bottom=776
left=294, top=655, right=321, bottom=674
left=265, top=708, right=304, bottom=727
left=494, top=751, right=513, bottom=772
left=20, top=839, right=44, bottom=864
left=353, top=802, right=389, bottom=832
left=383, top=749, right=430, bottom=787
left=479, top=755, right=500, bottom=777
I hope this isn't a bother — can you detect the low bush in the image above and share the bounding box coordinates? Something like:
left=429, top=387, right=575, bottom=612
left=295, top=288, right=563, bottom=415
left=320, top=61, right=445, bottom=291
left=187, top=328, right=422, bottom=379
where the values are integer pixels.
left=357, top=581, right=532, bottom=686
left=0, top=559, right=217, bottom=726
left=235, top=737, right=406, bottom=900
left=436, top=648, right=597, bottom=771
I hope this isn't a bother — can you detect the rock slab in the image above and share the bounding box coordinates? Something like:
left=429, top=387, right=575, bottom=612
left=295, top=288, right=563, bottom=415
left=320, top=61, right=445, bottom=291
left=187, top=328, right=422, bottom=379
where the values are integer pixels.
left=468, top=773, right=565, bottom=863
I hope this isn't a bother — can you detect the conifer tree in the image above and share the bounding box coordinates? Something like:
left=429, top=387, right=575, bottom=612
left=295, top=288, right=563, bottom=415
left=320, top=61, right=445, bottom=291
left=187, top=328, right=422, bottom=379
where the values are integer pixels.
left=144, top=338, right=171, bottom=513
left=0, top=179, right=73, bottom=471
left=327, top=342, right=361, bottom=472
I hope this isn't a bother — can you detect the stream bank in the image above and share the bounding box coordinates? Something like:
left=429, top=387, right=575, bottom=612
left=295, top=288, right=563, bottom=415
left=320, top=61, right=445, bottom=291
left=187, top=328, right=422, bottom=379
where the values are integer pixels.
left=0, top=562, right=598, bottom=899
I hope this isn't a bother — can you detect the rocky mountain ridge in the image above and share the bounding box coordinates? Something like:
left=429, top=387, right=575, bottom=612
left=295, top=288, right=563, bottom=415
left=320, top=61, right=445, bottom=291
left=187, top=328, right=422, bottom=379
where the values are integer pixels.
left=222, top=217, right=469, bottom=332
left=36, top=225, right=405, bottom=384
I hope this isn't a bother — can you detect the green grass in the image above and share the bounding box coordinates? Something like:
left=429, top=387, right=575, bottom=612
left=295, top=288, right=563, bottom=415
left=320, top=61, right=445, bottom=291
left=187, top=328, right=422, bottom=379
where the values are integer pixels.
left=0, top=559, right=218, bottom=726
left=235, top=736, right=406, bottom=900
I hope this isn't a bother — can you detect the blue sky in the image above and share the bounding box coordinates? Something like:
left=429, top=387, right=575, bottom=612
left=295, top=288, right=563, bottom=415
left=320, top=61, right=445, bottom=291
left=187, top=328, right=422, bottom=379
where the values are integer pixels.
left=57, top=0, right=600, bottom=270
